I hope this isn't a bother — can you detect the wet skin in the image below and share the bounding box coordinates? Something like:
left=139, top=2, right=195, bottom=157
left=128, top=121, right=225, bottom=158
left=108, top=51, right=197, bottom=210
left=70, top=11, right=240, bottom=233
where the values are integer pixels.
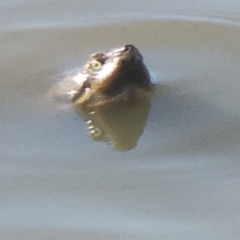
left=52, top=44, right=153, bottom=107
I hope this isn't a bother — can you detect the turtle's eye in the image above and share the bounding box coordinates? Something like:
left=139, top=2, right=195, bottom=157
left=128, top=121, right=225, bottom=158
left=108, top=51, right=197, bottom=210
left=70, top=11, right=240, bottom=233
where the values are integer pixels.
left=90, top=59, right=102, bottom=71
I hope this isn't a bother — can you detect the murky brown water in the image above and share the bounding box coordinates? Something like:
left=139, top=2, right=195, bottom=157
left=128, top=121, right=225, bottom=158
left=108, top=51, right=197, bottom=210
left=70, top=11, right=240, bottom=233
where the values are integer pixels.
left=1, top=1, right=240, bottom=239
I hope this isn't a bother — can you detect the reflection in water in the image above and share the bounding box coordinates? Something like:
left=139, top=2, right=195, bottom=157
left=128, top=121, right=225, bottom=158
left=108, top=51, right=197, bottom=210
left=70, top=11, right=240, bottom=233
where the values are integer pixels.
left=75, top=92, right=152, bottom=151
left=50, top=44, right=154, bottom=150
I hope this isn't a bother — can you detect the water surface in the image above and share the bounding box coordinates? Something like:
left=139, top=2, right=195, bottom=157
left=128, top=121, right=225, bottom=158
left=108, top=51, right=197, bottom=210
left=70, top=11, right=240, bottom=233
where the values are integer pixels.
left=1, top=1, right=240, bottom=239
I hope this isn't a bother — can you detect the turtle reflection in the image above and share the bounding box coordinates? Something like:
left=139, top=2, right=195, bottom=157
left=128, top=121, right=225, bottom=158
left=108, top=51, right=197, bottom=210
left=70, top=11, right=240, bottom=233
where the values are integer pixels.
left=51, top=44, right=154, bottom=151
left=74, top=91, right=152, bottom=151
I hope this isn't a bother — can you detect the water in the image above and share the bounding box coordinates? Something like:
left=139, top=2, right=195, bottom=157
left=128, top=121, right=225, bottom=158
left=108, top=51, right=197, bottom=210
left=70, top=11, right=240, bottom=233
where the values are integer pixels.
left=1, top=0, right=240, bottom=239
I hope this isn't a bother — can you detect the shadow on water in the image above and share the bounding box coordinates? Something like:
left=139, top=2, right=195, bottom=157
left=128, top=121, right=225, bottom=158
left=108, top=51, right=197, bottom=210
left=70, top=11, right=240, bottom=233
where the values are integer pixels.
left=59, top=78, right=240, bottom=155
left=146, top=82, right=240, bottom=157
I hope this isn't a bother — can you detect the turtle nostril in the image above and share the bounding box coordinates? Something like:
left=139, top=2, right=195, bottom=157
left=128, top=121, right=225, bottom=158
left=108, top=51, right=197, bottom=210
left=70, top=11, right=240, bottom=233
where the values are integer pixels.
left=124, top=44, right=134, bottom=53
